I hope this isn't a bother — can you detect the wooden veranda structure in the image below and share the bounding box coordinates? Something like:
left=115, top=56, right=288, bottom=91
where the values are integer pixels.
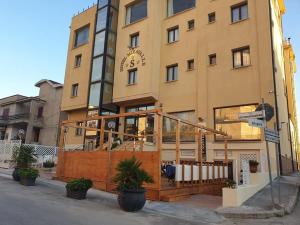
left=56, top=109, right=230, bottom=201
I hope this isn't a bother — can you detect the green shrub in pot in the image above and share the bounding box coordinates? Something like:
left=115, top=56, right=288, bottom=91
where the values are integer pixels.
left=66, top=178, right=93, bottom=200
left=19, top=168, right=39, bottom=186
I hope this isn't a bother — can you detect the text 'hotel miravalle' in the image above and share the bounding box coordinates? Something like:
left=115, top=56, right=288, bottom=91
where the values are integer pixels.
left=61, top=0, right=298, bottom=177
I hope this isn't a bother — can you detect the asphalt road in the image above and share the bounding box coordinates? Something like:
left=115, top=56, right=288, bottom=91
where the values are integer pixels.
left=0, top=176, right=203, bottom=225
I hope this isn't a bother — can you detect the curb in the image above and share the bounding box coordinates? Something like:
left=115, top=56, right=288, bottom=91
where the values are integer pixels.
left=216, top=208, right=285, bottom=219
left=284, top=187, right=300, bottom=214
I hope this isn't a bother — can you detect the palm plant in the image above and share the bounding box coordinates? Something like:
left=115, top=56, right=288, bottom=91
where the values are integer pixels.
left=113, top=156, right=153, bottom=191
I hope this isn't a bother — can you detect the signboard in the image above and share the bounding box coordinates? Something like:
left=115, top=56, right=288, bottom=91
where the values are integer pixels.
left=239, top=110, right=265, bottom=120
left=256, top=103, right=274, bottom=122
left=248, top=118, right=266, bottom=128
left=242, top=160, right=250, bottom=185
left=264, top=128, right=280, bottom=143
left=120, top=49, right=146, bottom=72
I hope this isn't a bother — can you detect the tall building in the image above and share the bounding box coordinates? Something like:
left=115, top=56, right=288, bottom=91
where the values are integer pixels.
left=61, top=0, right=298, bottom=175
left=0, top=79, right=66, bottom=146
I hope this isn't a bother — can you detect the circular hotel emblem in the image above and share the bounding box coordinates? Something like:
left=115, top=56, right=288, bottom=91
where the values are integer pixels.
left=120, top=49, right=146, bottom=72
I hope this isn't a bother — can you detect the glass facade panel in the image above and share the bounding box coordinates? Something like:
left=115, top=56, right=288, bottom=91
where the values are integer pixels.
left=91, top=56, right=103, bottom=82
left=89, top=82, right=101, bottom=108
left=107, top=32, right=116, bottom=56
left=94, top=31, right=106, bottom=56
left=105, top=57, right=115, bottom=82
left=102, top=83, right=113, bottom=104
left=108, top=8, right=118, bottom=31
left=96, top=7, right=108, bottom=32
left=215, top=105, right=261, bottom=140
left=98, top=0, right=108, bottom=8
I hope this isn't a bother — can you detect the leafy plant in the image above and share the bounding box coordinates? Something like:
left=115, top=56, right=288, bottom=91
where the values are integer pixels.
left=11, top=145, right=37, bottom=168
left=19, top=168, right=39, bottom=179
left=43, top=160, right=55, bottom=168
left=224, top=179, right=236, bottom=189
left=66, top=178, right=93, bottom=192
left=249, top=160, right=259, bottom=166
left=113, top=156, right=153, bottom=191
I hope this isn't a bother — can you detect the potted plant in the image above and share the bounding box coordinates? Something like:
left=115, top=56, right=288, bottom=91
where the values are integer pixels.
left=249, top=160, right=259, bottom=173
left=19, top=168, right=39, bottom=186
left=65, top=178, right=93, bottom=200
left=224, top=179, right=236, bottom=189
left=113, top=156, right=153, bottom=212
left=43, top=160, right=55, bottom=168
left=11, top=145, right=37, bottom=181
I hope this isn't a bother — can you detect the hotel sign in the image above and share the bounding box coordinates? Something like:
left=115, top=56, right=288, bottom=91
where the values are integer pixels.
left=239, top=110, right=265, bottom=120
left=120, top=49, right=146, bottom=72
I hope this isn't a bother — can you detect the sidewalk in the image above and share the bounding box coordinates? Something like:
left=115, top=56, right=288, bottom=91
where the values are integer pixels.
left=0, top=168, right=225, bottom=224
left=216, top=173, right=300, bottom=219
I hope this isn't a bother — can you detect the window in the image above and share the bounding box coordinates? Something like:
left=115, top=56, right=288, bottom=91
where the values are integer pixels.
left=208, top=12, right=216, bottom=23
left=232, top=46, right=250, bottom=68
left=128, top=69, right=137, bottom=85
left=168, top=26, right=179, bottom=43
left=167, top=0, right=195, bottom=17
left=214, top=105, right=261, bottom=141
left=231, top=2, right=248, bottom=23
left=125, top=0, right=147, bottom=25
left=187, top=59, right=194, bottom=70
left=75, top=54, right=82, bottom=68
left=188, top=20, right=195, bottom=30
left=166, top=64, right=178, bottom=82
left=163, top=111, right=196, bottom=142
left=130, top=33, right=139, bottom=48
left=209, top=54, right=217, bottom=65
left=2, top=108, right=9, bottom=119
left=89, top=83, right=101, bottom=108
left=75, top=122, right=83, bottom=136
left=71, top=84, right=79, bottom=97
left=74, top=26, right=89, bottom=47
left=37, top=107, right=43, bottom=118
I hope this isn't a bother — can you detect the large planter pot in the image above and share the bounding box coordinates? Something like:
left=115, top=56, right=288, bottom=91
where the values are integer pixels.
left=66, top=189, right=88, bottom=200
left=250, top=165, right=258, bottom=173
left=118, top=189, right=146, bottom=212
left=20, top=177, right=37, bottom=186
left=12, top=168, right=20, bottom=181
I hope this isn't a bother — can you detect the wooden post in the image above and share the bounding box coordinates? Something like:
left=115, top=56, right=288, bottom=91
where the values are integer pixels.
left=198, top=130, right=203, bottom=183
left=56, top=125, right=66, bottom=178
left=100, top=118, right=105, bottom=150
left=176, top=120, right=180, bottom=188
left=224, top=139, right=228, bottom=164
left=157, top=113, right=162, bottom=195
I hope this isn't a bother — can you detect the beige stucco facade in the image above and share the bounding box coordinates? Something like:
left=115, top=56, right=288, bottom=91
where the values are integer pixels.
left=61, top=0, right=297, bottom=177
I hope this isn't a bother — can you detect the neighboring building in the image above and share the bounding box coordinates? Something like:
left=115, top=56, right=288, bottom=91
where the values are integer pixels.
left=283, top=39, right=299, bottom=172
left=61, top=0, right=297, bottom=176
left=0, top=80, right=65, bottom=146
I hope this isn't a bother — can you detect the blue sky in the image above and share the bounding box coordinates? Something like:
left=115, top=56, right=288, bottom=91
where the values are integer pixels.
left=0, top=1, right=299, bottom=110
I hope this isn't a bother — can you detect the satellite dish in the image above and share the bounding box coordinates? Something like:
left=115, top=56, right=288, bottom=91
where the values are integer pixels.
left=256, top=103, right=274, bottom=122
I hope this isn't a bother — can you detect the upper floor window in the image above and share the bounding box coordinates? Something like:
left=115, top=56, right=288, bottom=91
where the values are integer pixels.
left=130, top=33, right=139, bottom=48
left=187, top=59, right=194, bottom=70
left=168, top=26, right=179, bottom=43
left=231, top=2, right=248, bottom=23
left=188, top=20, right=195, bottom=30
left=37, top=107, right=43, bottom=118
left=2, top=108, right=9, bottom=118
left=75, top=122, right=83, bottom=136
left=71, top=84, right=79, bottom=97
left=75, top=54, right=82, bottom=68
left=167, top=0, right=195, bottom=17
left=125, top=0, right=147, bottom=25
left=208, top=12, right=216, bottom=23
left=209, top=54, right=217, bottom=66
left=128, top=69, right=137, bottom=85
left=166, top=64, right=178, bottom=82
left=74, top=26, right=89, bottom=48
left=232, top=46, right=250, bottom=68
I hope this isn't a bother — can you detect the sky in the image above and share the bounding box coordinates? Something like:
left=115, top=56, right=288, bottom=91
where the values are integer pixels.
left=0, top=1, right=299, bottom=111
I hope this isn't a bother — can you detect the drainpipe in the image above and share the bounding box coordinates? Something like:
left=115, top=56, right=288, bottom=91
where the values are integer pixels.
left=268, top=0, right=283, bottom=174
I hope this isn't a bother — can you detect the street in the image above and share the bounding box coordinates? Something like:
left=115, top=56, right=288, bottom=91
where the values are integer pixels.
left=0, top=174, right=299, bottom=225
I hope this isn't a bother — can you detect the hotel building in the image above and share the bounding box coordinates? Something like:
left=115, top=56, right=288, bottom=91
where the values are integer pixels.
left=61, top=0, right=298, bottom=176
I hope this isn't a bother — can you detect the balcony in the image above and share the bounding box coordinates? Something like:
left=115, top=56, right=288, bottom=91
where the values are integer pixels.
left=0, top=113, right=30, bottom=125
